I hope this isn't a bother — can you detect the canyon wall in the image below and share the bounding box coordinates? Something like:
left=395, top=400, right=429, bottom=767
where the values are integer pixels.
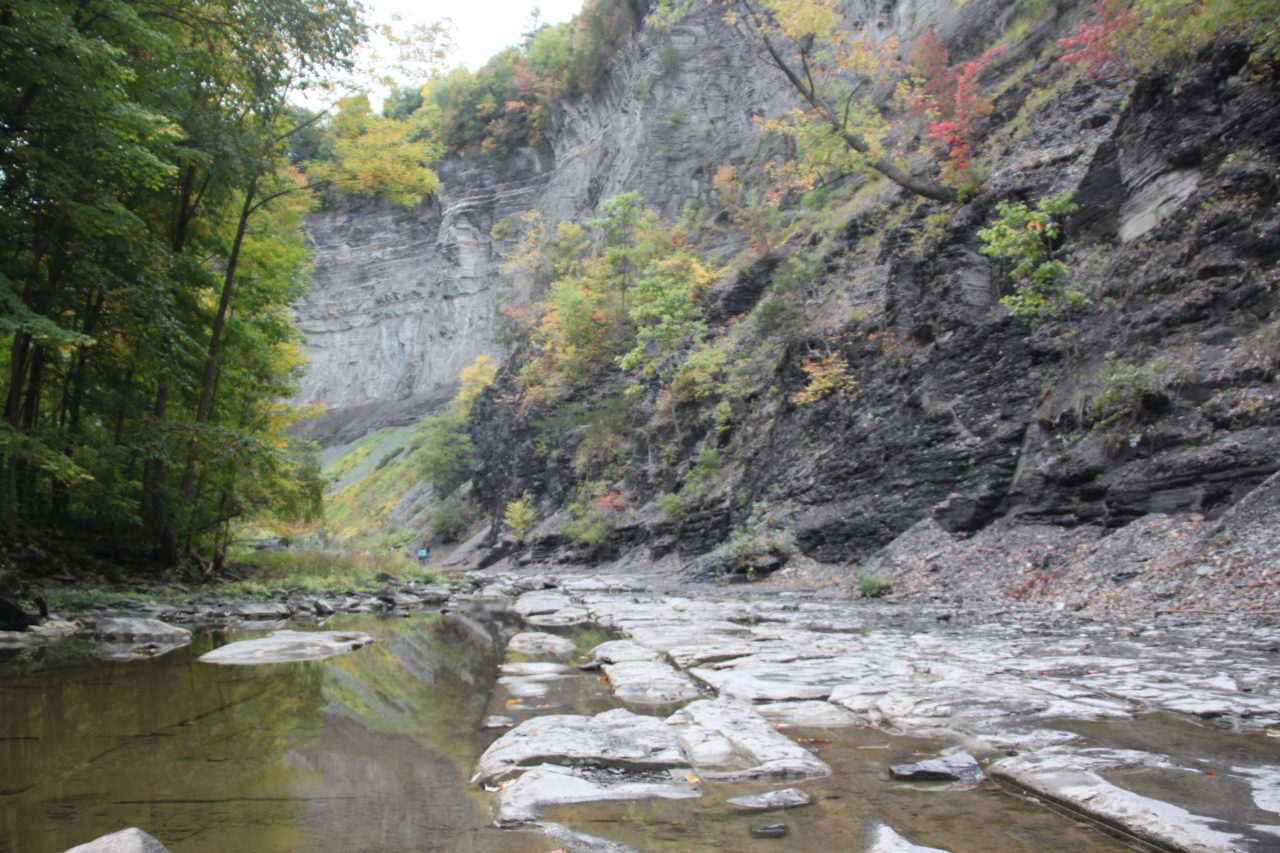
left=292, top=0, right=1016, bottom=443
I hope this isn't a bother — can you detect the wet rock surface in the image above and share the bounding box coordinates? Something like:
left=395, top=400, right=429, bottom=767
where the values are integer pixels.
left=456, top=575, right=1280, bottom=851
left=197, top=629, right=373, bottom=665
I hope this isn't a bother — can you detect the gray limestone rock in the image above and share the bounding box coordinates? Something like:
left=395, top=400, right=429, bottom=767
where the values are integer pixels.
left=63, top=827, right=173, bottom=853
left=493, top=763, right=699, bottom=824
left=590, top=639, right=660, bottom=663
left=601, top=659, right=701, bottom=707
left=507, top=631, right=577, bottom=661
left=665, top=699, right=831, bottom=779
left=198, top=630, right=372, bottom=665
left=889, top=749, right=983, bottom=783
left=471, top=708, right=689, bottom=786
left=989, top=747, right=1280, bottom=853
left=866, top=823, right=951, bottom=853
left=85, top=616, right=192, bottom=644
left=755, top=700, right=861, bottom=728
left=726, top=787, right=812, bottom=811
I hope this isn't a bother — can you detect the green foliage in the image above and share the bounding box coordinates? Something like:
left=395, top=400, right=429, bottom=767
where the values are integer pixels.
left=684, top=446, right=723, bottom=499
left=978, top=191, right=1086, bottom=319
left=1089, top=353, right=1177, bottom=428
left=510, top=193, right=721, bottom=396
left=657, top=492, right=686, bottom=525
left=503, top=491, right=538, bottom=542
left=427, top=494, right=477, bottom=542
left=562, top=482, right=625, bottom=546
left=305, top=93, right=443, bottom=207
left=856, top=569, right=891, bottom=597
left=415, top=410, right=476, bottom=494
left=0, top=0, right=363, bottom=562
left=225, top=550, right=436, bottom=596
left=726, top=501, right=793, bottom=564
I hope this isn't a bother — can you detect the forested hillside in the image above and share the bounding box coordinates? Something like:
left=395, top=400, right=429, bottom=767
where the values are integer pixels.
left=0, top=0, right=363, bottom=569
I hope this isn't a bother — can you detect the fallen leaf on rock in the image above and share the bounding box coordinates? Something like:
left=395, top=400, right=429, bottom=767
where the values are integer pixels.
left=685, top=775, right=701, bottom=784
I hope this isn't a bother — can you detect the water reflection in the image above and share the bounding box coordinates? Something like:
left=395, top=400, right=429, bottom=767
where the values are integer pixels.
left=0, top=608, right=553, bottom=853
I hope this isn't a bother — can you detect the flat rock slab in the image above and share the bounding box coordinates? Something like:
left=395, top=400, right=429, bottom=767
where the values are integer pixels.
left=525, top=607, right=592, bottom=628
left=198, top=630, right=372, bottom=665
left=225, top=601, right=293, bottom=619
left=726, top=787, right=812, bottom=811
left=890, top=750, right=983, bottom=784
left=472, top=708, right=689, bottom=786
left=63, top=827, right=174, bottom=853
left=0, top=618, right=78, bottom=648
left=691, top=655, right=874, bottom=702
left=866, top=823, right=951, bottom=852
left=665, top=699, right=831, bottom=779
left=756, top=700, right=861, bottom=728
left=500, top=662, right=575, bottom=676
left=494, top=763, right=700, bottom=824
left=989, top=746, right=1280, bottom=853
left=514, top=591, right=573, bottom=617
left=590, top=639, right=660, bottom=663
left=507, top=631, right=577, bottom=661
left=85, top=616, right=192, bottom=643
left=602, top=659, right=701, bottom=707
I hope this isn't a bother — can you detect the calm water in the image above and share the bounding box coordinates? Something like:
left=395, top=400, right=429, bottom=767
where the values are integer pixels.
left=0, top=608, right=1143, bottom=853
left=0, top=608, right=580, bottom=853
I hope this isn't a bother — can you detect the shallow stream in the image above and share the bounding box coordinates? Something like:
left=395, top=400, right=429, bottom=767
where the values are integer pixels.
left=0, top=605, right=1162, bottom=852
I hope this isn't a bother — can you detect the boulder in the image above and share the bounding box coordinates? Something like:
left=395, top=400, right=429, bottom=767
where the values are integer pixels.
left=199, top=630, right=372, bottom=665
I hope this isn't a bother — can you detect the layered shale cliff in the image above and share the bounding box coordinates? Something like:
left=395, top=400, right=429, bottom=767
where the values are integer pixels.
left=296, top=0, right=1280, bottom=612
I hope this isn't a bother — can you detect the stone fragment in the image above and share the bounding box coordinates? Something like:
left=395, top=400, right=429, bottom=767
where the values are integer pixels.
left=866, top=823, right=951, bottom=852
left=471, top=708, right=688, bottom=786
left=750, top=823, right=789, bottom=838
left=726, top=787, right=812, bottom=811
left=507, top=631, right=577, bottom=660
left=484, top=715, right=515, bottom=729
left=63, top=827, right=174, bottom=853
left=889, top=749, right=983, bottom=783
left=665, top=699, right=831, bottom=779
left=493, top=763, right=699, bottom=824
left=198, top=630, right=372, bottom=665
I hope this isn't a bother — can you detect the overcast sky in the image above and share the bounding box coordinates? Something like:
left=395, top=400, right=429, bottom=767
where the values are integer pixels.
left=367, top=0, right=588, bottom=71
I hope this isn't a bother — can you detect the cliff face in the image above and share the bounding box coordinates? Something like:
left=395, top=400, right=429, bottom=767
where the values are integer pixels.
left=293, top=0, right=1012, bottom=443
left=296, top=0, right=1279, bottom=607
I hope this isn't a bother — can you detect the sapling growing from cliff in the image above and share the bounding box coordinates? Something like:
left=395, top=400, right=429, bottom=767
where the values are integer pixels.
left=978, top=191, right=1084, bottom=319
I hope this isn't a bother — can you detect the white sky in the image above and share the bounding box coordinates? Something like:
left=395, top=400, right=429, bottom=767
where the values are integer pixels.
left=367, top=0, right=588, bottom=71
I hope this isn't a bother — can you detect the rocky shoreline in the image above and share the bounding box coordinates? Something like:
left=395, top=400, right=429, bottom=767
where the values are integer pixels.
left=13, top=567, right=1280, bottom=852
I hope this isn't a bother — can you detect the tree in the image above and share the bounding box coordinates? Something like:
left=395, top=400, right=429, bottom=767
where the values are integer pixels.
left=0, top=0, right=362, bottom=568
left=657, top=0, right=1006, bottom=201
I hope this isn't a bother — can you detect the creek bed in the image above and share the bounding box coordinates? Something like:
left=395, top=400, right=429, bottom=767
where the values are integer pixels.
left=3, top=594, right=1265, bottom=852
